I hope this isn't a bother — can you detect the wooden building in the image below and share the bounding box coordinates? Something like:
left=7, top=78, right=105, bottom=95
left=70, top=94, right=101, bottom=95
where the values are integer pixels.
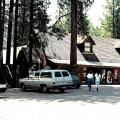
left=17, top=32, right=120, bottom=84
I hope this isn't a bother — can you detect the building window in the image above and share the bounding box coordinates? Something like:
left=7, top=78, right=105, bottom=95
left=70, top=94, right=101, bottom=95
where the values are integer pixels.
left=84, top=42, right=91, bottom=52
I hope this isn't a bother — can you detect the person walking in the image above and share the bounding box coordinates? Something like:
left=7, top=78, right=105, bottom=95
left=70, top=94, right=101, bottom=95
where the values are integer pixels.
left=95, top=72, right=101, bottom=91
left=87, top=71, right=93, bottom=91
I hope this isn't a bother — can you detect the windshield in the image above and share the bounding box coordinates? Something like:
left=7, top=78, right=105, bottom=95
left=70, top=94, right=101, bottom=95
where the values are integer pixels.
left=29, top=72, right=34, bottom=76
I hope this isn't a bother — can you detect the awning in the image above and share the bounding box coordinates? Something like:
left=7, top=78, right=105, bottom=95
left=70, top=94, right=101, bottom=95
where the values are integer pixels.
left=49, top=59, right=120, bottom=68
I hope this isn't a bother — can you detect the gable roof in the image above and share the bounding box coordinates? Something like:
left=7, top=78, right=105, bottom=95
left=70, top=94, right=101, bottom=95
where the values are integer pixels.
left=115, top=40, right=120, bottom=48
left=12, top=33, right=120, bottom=68
left=45, top=33, right=85, bottom=61
left=17, top=47, right=42, bottom=64
left=92, top=36, right=120, bottom=63
left=3, top=45, right=27, bottom=64
left=77, top=35, right=95, bottom=45
left=44, top=34, right=120, bottom=65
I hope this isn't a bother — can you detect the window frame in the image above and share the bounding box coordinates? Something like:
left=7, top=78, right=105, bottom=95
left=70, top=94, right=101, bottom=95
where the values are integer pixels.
left=62, top=71, right=69, bottom=77
left=40, top=72, right=52, bottom=78
left=84, top=42, right=91, bottom=52
left=55, top=72, right=62, bottom=77
left=34, top=72, right=40, bottom=78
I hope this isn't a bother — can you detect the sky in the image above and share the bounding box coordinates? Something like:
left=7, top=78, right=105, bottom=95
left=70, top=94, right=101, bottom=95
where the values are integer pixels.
left=87, top=0, right=106, bottom=26
left=47, top=1, right=58, bottom=25
left=47, top=0, right=107, bottom=26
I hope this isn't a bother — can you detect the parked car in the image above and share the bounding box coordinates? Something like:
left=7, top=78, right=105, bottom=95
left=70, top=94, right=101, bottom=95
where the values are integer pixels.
left=71, top=75, right=81, bottom=89
left=19, top=69, right=73, bottom=93
left=0, top=76, right=7, bottom=92
left=0, top=84, right=7, bottom=92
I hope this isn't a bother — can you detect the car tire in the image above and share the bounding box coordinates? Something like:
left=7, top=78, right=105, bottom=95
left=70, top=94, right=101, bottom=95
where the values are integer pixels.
left=21, top=84, right=26, bottom=91
left=59, top=88, right=65, bottom=93
left=42, top=85, right=48, bottom=93
left=76, top=85, right=80, bottom=89
left=0, top=88, right=6, bottom=92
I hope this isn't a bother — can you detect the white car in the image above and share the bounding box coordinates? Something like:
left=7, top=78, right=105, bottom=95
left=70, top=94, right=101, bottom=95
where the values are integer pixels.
left=19, top=69, right=73, bottom=93
left=0, top=84, right=7, bottom=92
left=0, top=78, right=7, bottom=92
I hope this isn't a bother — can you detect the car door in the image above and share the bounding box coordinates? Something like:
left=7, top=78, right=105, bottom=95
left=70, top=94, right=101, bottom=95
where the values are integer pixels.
left=53, top=71, right=64, bottom=86
left=25, top=77, right=34, bottom=88
left=25, top=71, right=35, bottom=88
left=32, top=72, right=41, bottom=88
left=61, top=71, right=73, bottom=85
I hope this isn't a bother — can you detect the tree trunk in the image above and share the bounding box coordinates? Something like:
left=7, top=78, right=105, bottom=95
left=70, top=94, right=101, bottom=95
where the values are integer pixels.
left=70, top=0, right=77, bottom=74
left=112, top=0, right=115, bottom=38
left=0, top=0, right=2, bottom=68
left=21, top=0, right=26, bottom=39
left=0, top=0, right=5, bottom=68
left=29, top=0, right=33, bottom=68
left=13, top=0, right=18, bottom=88
left=6, top=0, right=14, bottom=65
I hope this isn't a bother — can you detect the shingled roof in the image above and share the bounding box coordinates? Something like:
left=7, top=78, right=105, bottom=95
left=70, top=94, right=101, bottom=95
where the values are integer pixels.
left=92, top=36, right=120, bottom=63
left=43, top=33, right=120, bottom=66
left=45, top=33, right=85, bottom=61
left=17, top=47, right=42, bottom=64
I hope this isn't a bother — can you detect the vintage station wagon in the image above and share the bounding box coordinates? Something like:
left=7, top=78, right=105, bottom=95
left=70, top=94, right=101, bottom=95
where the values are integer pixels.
left=19, top=69, right=73, bottom=93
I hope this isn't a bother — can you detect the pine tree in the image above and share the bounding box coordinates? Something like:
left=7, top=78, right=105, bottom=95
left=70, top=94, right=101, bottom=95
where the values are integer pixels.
left=100, top=0, right=120, bottom=38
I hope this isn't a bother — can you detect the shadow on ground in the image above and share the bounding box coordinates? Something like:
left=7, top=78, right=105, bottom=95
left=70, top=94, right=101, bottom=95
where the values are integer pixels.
left=1, top=85, right=120, bottom=104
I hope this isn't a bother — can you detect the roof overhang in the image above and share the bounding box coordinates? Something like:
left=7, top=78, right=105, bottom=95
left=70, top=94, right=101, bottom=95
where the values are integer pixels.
left=49, top=59, right=120, bottom=68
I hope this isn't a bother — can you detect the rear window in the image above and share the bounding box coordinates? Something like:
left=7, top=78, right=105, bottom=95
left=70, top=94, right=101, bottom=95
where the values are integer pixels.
left=41, top=72, right=52, bottom=78
left=55, top=72, right=62, bottom=77
left=62, top=71, right=69, bottom=77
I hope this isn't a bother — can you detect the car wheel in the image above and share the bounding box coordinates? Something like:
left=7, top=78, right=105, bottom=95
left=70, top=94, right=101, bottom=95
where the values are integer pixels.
left=59, top=88, right=65, bottom=93
left=42, top=85, right=48, bottom=93
left=21, top=84, right=26, bottom=91
left=76, top=85, right=80, bottom=89
left=0, top=88, right=6, bottom=92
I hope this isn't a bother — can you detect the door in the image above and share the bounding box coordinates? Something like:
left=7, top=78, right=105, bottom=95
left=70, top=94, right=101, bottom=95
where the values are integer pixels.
left=106, top=71, right=112, bottom=84
left=25, top=71, right=35, bottom=88
left=25, top=77, right=34, bottom=88
left=33, top=72, right=41, bottom=88
left=40, top=72, right=53, bottom=86
left=61, top=71, right=73, bottom=85
left=54, top=71, right=64, bottom=86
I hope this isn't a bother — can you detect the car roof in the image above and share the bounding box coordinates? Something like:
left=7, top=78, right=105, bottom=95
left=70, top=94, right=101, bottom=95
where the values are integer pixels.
left=37, top=69, right=68, bottom=72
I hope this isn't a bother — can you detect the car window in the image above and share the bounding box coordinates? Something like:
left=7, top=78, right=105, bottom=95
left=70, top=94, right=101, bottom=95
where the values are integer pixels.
left=62, top=71, right=69, bottom=77
left=55, top=72, right=62, bottom=77
left=41, top=72, right=52, bottom=78
left=34, top=73, right=40, bottom=78
left=29, top=72, right=34, bottom=76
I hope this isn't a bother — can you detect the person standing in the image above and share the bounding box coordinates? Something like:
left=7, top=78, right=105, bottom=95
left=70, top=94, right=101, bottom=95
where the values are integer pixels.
left=28, top=68, right=32, bottom=77
left=95, top=72, right=101, bottom=91
left=87, top=71, right=93, bottom=91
